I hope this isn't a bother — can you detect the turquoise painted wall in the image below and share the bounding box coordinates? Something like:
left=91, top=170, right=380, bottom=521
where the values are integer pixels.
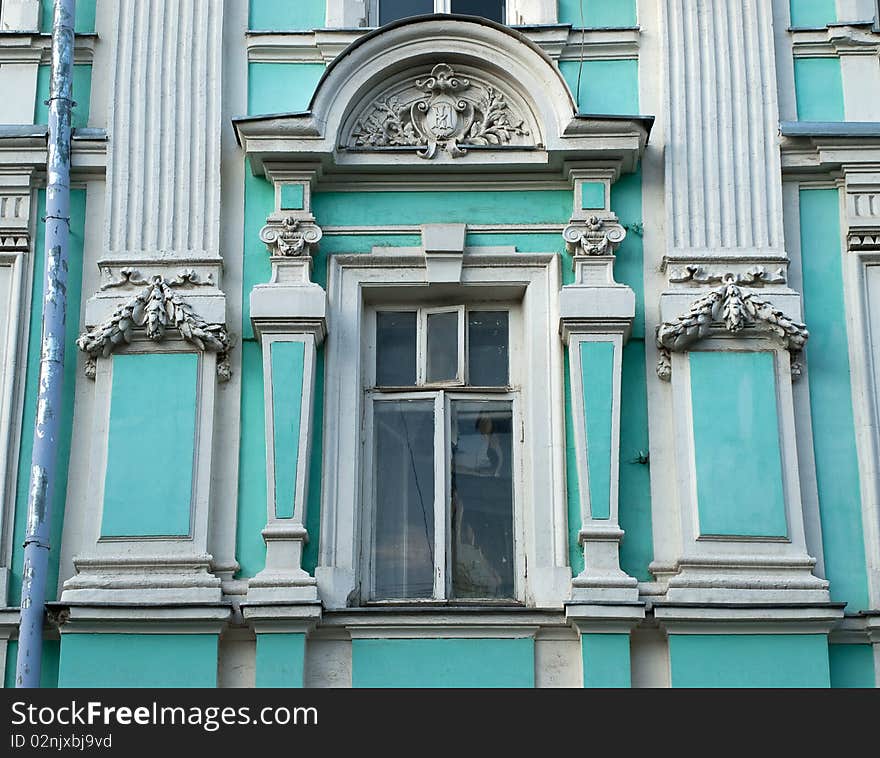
left=255, top=634, right=306, bottom=688
left=794, top=58, right=845, bottom=121
left=4, top=640, right=59, bottom=688
left=40, top=0, right=96, bottom=33
left=558, top=0, right=637, bottom=27
left=58, top=634, right=218, bottom=688
left=312, top=190, right=573, bottom=227
left=248, top=63, right=326, bottom=115
left=102, top=353, right=199, bottom=537
left=829, top=644, right=876, bottom=688
left=237, top=341, right=268, bottom=578
left=9, top=190, right=86, bottom=607
left=581, top=633, right=631, bottom=688
left=789, top=0, right=836, bottom=27
left=580, top=341, right=614, bottom=519
left=559, top=59, right=639, bottom=114
left=799, top=188, right=869, bottom=609
left=35, top=64, right=92, bottom=129
left=249, top=0, right=326, bottom=30
left=352, top=638, right=534, bottom=687
left=690, top=351, right=787, bottom=537
left=271, top=341, right=306, bottom=519
left=669, top=634, right=831, bottom=688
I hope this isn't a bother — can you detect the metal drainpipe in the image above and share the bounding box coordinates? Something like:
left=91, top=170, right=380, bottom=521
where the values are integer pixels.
left=15, top=0, right=76, bottom=689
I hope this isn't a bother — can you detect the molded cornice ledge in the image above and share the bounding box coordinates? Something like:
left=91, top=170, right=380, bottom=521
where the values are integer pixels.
left=232, top=17, right=651, bottom=180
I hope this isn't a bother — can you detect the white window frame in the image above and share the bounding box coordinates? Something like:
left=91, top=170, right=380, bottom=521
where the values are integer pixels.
left=366, top=0, right=511, bottom=26
left=362, top=303, right=522, bottom=603
left=316, top=252, right=572, bottom=610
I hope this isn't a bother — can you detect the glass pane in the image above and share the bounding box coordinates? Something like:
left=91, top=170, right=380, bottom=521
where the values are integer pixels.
left=426, top=311, right=459, bottom=383
left=373, top=401, right=436, bottom=599
left=467, top=311, right=509, bottom=386
left=451, top=0, right=505, bottom=22
left=376, top=311, right=417, bottom=386
left=450, top=400, right=514, bottom=599
left=379, top=0, right=434, bottom=25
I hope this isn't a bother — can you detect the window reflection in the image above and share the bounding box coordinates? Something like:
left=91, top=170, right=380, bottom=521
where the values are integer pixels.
left=450, top=400, right=514, bottom=598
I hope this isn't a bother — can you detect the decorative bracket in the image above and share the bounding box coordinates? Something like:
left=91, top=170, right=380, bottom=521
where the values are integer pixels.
left=656, top=276, right=809, bottom=380
left=77, top=274, right=232, bottom=380
left=260, top=216, right=323, bottom=257
left=563, top=215, right=627, bottom=258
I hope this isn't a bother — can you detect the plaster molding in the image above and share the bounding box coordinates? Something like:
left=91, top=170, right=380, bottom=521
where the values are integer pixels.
left=347, top=62, right=532, bottom=160
left=259, top=216, right=323, bottom=257
left=667, top=264, right=787, bottom=287
left=791, top=22, right=880, bottom=56
left=563, top=214, right=627, bottom=257
left=76, top=274, right=231, bottom=381
left=655, top=280, right=809, bottom=381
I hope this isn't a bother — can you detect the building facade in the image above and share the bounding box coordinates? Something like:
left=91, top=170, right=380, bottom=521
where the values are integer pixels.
left=0, top=0, right=879, bottom=687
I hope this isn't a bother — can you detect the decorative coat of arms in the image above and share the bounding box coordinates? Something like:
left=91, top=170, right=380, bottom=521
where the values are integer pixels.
left=349, top=63, right=531, bottom=159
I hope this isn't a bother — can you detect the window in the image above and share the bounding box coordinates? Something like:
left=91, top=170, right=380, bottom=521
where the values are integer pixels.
left=369, top=0, right=506, bottom=25
left=364, top=306, right=519, bottom=601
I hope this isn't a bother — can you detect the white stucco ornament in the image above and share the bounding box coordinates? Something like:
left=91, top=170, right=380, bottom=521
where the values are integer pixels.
left=349, top=63, right=530, bottom=159
left=260, top=216, right=323, bottom=257
left=656, top=276, right=809, bottom=380
left=563, top=215, right=628, bottom=256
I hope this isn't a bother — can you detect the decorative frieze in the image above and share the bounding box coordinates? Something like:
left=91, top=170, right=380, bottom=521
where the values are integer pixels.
left=77, top=273, right=231, bottom=380
left=347, top=62, right=532, bottom=160
left=667, top=265, right=786, bottom=287
left=656, top=278, right=809, bottom=381
left=0, top=188, right=29, bottom=252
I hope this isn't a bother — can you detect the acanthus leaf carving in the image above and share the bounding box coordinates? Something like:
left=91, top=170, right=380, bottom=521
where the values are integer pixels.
left=77, top=274, right=232, bottom=381
left=656, top=277, right=808, bottom=380
left=563, top=215, right=627, bottom=256
left=260, top=216, right=323, bottom=257
left=349, top=63, right=530, bottom=160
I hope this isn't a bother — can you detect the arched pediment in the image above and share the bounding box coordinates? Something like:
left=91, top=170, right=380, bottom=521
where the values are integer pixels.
left=234, top=15, right=651, bottom=176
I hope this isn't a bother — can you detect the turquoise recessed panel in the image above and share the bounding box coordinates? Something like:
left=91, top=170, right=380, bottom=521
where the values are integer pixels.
left=829, top=644, right=876, bottom=688
left=271, top=341, right=306, bottom=519
left=558, top=0, right=637, bottom=27
left=280, top=183, right=305, bottom=210
left=580, top=341, right=614, bottom=520
left=582, top=634, right=631, bottom=688
left=5, top=640, right=60, bottom=688
left=690, top=351, right=787, bottom=537
left=794, top=58, right=844, bottom=121
left=40, top=0, right=96, bottom=33
left=102, top=353, right=198, bottom=537
left=35, top=64, right=92, bottom=128
left=248, top=62, right=325, bottom=115
left=58, top=634, right=218, bottom=687
left=236, top=342, right=268, bottom=578
left=669, top=634, right=830, bottom=688
left=256, top=634, right=306, bottom=688
left=249, top=0, right=325, bottom=30
left=352, top=638, right=534, bottom=687
left=789, top=0, right=836, bottom=27
left=312, top=190, right=572, bottom=226
left=9, top=190, right=86, bottom=607
left=581, top=182, right=606, bottom=210
left=559, top=59, right=639, bottom=114
left=800, top=188, right=869, bottom=608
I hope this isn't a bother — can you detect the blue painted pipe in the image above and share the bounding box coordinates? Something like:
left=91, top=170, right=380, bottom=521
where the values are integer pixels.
left=15, top=0, right=76, bottom=689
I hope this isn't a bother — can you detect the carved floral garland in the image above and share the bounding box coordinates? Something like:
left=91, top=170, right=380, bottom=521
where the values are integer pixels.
left=77, top=273, right=231, bottom=380
left=655, top=277, right=809, bottom=380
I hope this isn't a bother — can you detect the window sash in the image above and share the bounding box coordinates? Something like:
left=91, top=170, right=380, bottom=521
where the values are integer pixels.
left=365, top=389, right=519, bottom=602
left=367, top=0, right=509, bottom=25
